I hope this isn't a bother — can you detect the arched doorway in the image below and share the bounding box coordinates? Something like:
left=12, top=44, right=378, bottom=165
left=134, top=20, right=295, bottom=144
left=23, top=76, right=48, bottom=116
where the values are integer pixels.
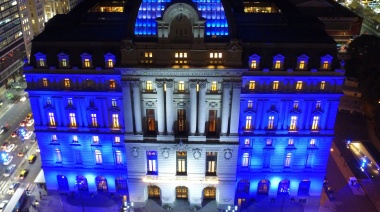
left=176, top=186, right=188, bottom=199
left=257, top=179, right=270, bottom=195
left=57, top=175, right=69, bottom=190
left=148, top=185, right=161, bottom=198
left=76, top=175, right=88, bottom=191
left=95, top=176, right=108, bottom=192
left=277, top=179, right=290, bottom=195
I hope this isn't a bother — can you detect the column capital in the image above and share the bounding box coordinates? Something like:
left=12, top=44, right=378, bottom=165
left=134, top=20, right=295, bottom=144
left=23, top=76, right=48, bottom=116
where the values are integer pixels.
left=223, top=82, right=231, bottom=89
left=189, top=81, right=198, bottom=89
left=121, top=81, right=131, bottom=87
left=199, top=81, right=207, bottom=89
left=232, top=82, right=242, bottom=89
left=156, top=80, right=165, bottom=88
left=165, top=80, right=174, bottom=88
left=131, top=81, right=140, bottom=88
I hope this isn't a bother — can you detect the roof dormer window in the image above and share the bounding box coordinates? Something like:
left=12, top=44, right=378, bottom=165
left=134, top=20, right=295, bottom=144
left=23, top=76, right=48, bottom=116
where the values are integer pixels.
left=58, top=53, right=70, bottom=68
left=81, top=53, right=92, bottom=68
left=104, top=53, right=116, bottom=69
left=248, top=54, right=261, bottom=70
left=297, top=54, right=309, bottom=70
left=35, top=52, right=47, bottom=68
left=272, top=54, right=285, bottom=70
left=320, top=54, right=333, bottom=70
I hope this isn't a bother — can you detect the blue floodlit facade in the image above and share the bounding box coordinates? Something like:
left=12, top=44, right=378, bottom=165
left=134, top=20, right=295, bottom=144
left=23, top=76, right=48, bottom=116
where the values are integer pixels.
left=24, top=0, right=345, bottom=210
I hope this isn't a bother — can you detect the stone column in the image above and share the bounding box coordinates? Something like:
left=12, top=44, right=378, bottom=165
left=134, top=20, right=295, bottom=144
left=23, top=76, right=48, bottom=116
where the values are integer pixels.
left=197, top=81, right=207, bottom=135
left=189, top=80, right=198, bottom=135
left=54, top=98, right=63, bottom=127
left=132, top=81, right=143, bottom=134
left=165, top=80, right=174, bottom=135
left=80, top=98, right=88, bottom=127
left=220, top=82, right=231, bottom=136
left=122, top=81, right=134, bottom=134
left=229, top=82, right=241, bottom=135
left=156, top=80, right=165, bottom=135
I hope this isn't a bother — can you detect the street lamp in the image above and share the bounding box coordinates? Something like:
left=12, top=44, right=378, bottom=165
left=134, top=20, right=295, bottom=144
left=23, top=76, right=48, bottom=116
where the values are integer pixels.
left=226, top=205, right=238, bottom=212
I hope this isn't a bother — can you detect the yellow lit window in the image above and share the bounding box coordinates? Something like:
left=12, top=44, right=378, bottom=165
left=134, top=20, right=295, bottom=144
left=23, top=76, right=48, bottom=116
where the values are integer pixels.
left=275, top=60, right=281, bottom=69
left=268, top=116, right=274, bottom=129
left=296, top=81, right=302, bottom=90
left=293, top=101, right=299, bottom=109
left=249, top=81, right=255, bottom=90
left=69, top=113, right=77, bottom=127
left=290, top=116, right=297, bottom=130
left=245, top=116, right=252, bottom=130
left=299, top=61, right=305, bottom=69
left=73, top=135, right=78, bottom=143
left=39, top=58, right=45, bottom=67
left=178, top=81, right=185, bottom=91
left=112, top=114, right=119, bottom=128
left=247, top=100, right=253, bottom=109
left=211, top=81, right=217, bottom=92
left=43, top=78, right=48, bottom=87
left=322, top=61, right=329, bottom=70
left=312, top=116, right=319, bottom=130
left=209, top=53, right=222, bottom=58
left=64, top=78, right=70, bottom=88
left=320, top=81, right=325, bottom=90
left=62, top=58, right=67, bottom=67
left=273, top=81, right=279, bottom=90
left=91, top=114, right=98, bottom=127
left=146, top=81, right=153, bottom=91
left=109, top=79, right=116, bottom=89
left=251, top=60, right=257, bottom=69
left=108, top=59, right=114, bottom=68
left=143, top=52, right=153, bottom=64
left=145, top=52, right=153, bottom=58
left=84, top=59, right=90, bottom=67
left=175, top=52, right=187, bottom=64
left=49, top=112, right=56, bottom=126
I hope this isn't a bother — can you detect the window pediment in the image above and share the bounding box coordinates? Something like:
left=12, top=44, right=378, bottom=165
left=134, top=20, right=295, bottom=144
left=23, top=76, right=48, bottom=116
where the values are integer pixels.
left=44, top=104, right=55, bottom=110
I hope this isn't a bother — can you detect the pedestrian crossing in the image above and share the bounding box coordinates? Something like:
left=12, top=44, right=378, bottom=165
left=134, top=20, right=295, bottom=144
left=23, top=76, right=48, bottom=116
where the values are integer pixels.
left=0, top=180, right=7, bottom=194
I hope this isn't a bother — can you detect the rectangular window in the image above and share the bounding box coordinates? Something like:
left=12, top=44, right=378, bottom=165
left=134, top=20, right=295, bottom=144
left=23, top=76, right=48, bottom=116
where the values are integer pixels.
left=62, top=59, right=67, bottom=67
left=244, top=139, right=251, bottom=147
left=108, top=59, right=114, bottom=68
left=48, top=112, right=56, bottom=126
left=263, top=152, right=271, bottom=168
left=316, top=101, right=321, bottom=109
left=245, top=116, right=252, bottom=130
left=266, top=139, right=272, bottom=146
left=146, top=81, right=153, bottom=91
left=111, top=99, right=117, bottom=107
left=68, top=98, right=73, bottom=106
left=95, top=150, right=102, bottom=164
left=47, top=98, right=51, bottom=105
left=91, top=114, right=98, bottom=127
left=64, top=79, right=70, bottom=88
left=43, top=78, right=48, bottom=87
left=52, top=134, right=57, bottom=142
left=248, top=81, right=255, bottom=90
left=114, top=136, right=120, bottom=144
left=247, top=100, right=253, bottom=109
left=312, top=116, right=319, bottom=130
left=296, top=81, right=303, bottom=90
left=73, top=135, right=78, bottom=143
left=208, top=110, right=217, bottom=133
left=309, top=139, right=316, bottom=147
left=322, top=61, right=329, bottom=70
left=84, top=59, right=90, bottom=67
left=177, top=151, right=187, bottom=175
left=275, top=60, right=281, bottom=69
left=206, top=152, right=217, bottom=175
left=115, top=150, right=122, bottom=165
left=147, top=151, right=158, bottom=175
left=268, top=116, right=274, bottom=130
left=69, top=113, right=77, bottom=127
left=112, top=114, right=120, bottom=128
left=211, top=81, right=218, bottom=92
left=293, top=101, right=299, bottom=109
left=273, top=81, right=279, bottom=90
left=175, top=52, right=188, bottom=64
left=93, top=136, right=99, bottom=144
left=145, top=52, right=153, bottom=58
left=178, top=109, right=186, bottom=132
left=178, top=81, right=185, bottom=91
left=55, top=149, right=62, bottom=163
left=75, top=149, right=82, bottom=164
left=306, top=153, right=313, bottom=167
left=39, top=58, right=45, bottom=67
left=288, top=139, right=294, bottom=146
left=109, top=80, right=116, bottom=89
left=251, top=60, right=257, bottom=69
left=143, top=52, right=153, bottom=64
left=146, top=109, right=156, bottom=132
left=290, top=116, right=297, bottom=130
left=299, top=61, right=305, bottom=69
left=320, top=81, right=326, bottom=90
left=242, top=153, right=249, bottom=167
left=284, top=153, right=292, bottom=167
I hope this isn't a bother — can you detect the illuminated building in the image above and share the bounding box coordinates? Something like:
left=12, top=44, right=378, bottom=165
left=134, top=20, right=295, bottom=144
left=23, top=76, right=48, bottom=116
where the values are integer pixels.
left=24, top=0, right=344, bottom=210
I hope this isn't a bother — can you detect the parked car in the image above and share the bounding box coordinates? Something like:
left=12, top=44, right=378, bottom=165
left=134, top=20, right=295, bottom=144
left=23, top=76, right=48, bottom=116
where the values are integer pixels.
left=7, top=182, right=19, bottom=194
left=3, top=156, right=13, bottom=165
left=28, top=154, right=37, bottom=164
left=3, top=164, right=16, bottom=177
left=5, top=144, right=15, bottom=152
left=18, top=147, right=28, bottom=157
left=0, top=200, right=9, bottom=212
left=323, top=181, right=335, bottom=200
left=26, top=112, right=33, bottom=120
left=19, top=169, right=29, bottom=179
left=0, top=125, right=8, bottom=134
left=1, top=142, right=7, bottom=150
left=24, top=131, right=33, bottom=139
left=26, top=119, right=34, bottom=127
left=20, top=120, right=26, bottom=127
left=11, top=130, right=18, bottom=138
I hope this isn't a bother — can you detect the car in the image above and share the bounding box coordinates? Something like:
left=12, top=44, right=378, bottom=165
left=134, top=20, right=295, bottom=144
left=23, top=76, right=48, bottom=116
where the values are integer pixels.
left=1, top=142, right=8, bottom=151
left=5, top=144, right=15, bottom=152
left=0, top=200, right=9, bottom=212
left=3, top=164, right=16, bottom=177
left=28, top=154, right=37, bottom=164
left=26, top=112, right=33, bottom=120
left=7, top=182, right=19, bottom=194
left=3, top=156, right=13, bottom=165
left=0, top=125, right=8, bottom=134
left=19, top=169, right=29, bottom=179
left=24, top=131, right=33, bottom=139
left=323, top=181, right=335, bottom=201
left=18, top=147, right=28, bottom=157
left=20, top=120, right=26, bottom=127
left=26, top=119, right=34, bottom=127
left=11, top=130, right=18, bottom=138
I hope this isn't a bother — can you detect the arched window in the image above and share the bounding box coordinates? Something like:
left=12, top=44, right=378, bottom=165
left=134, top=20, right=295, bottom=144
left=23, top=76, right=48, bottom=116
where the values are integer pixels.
left=237, top=179, right=250, bottom=194
left=298, top=180, right=311, bottom=196
left=277, top=179, right=290, bottom=195
left=57, top=175, right=69, bottom=190
left=115, top=177, right=128, bottom=191
left=95, top=176, right=108, bottom=192
left=76, top=176, right=88, bottom=191
left=148, top=185, right=161, bottom=198
left=257, top=179, right=270, bottom=195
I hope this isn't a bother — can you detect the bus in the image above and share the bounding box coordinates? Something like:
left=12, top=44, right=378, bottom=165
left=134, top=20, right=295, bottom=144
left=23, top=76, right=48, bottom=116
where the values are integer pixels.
left=4, top=188, right=26, bottom=212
